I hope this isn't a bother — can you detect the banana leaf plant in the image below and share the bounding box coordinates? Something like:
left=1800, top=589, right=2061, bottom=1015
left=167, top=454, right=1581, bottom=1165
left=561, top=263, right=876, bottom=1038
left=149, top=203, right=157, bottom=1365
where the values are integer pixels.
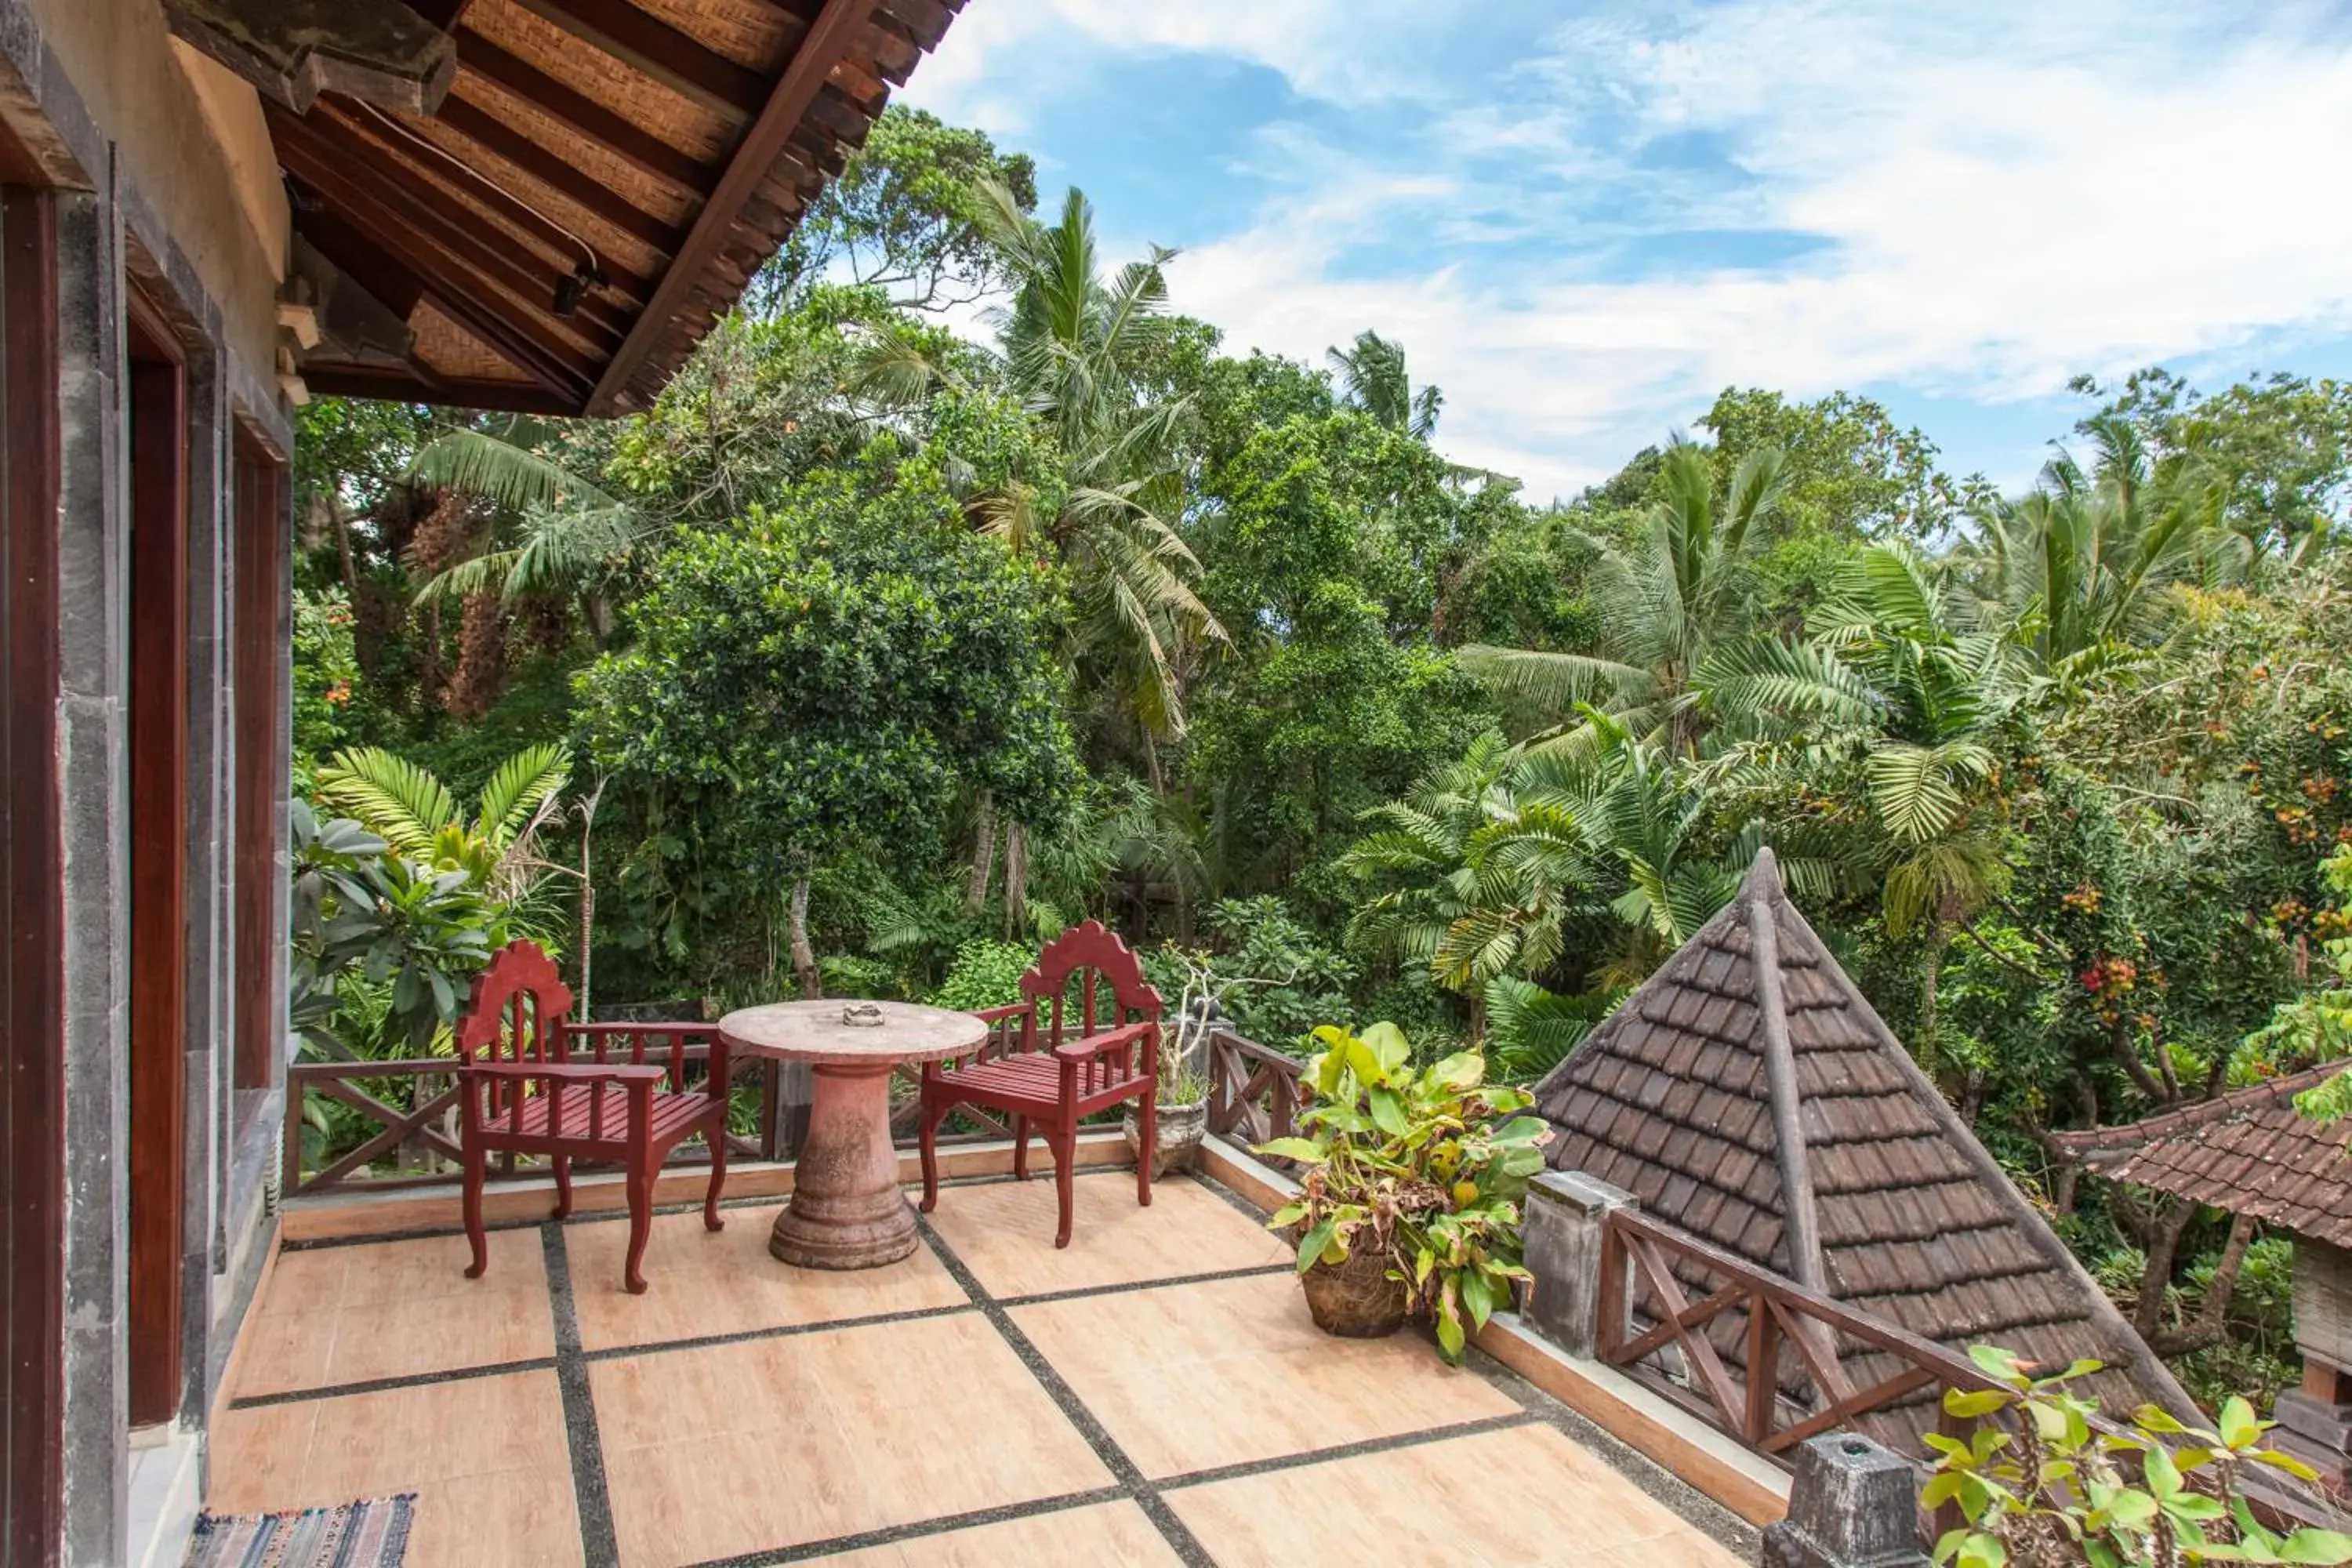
left=1258, top=1022, right=1552, bottom=1362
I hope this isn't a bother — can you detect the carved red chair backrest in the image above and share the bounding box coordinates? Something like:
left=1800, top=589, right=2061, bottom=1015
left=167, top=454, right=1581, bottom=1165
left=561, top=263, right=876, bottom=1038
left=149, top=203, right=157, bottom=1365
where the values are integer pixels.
left=456, top=940, right=572, bottom=1070
left=1018, top=920, right=1163, bottom=1050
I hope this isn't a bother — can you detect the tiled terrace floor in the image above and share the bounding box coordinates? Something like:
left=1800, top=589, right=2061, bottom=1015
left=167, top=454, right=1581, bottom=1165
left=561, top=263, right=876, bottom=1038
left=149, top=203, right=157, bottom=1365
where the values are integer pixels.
left=212, top=1168, right=1746, bottom=1566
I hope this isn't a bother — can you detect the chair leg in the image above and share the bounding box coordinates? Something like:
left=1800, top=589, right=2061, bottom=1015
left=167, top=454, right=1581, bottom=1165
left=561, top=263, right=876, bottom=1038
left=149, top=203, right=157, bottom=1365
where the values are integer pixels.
left=1137, top=1087, right=1156, bottom=1210
left=702, top=1119, right=728, bottom=1234
left=623, top=1156, right=655, bottom=1295
left=1012, top=1115, right=1029, bottom=1180
left=463, top=1142, right=490, bottom=1280
left=1051, top=1123, right=1077, bottom=1249
left=917, top=1098, right=952, bottom=1214
left=550, top=1154, right=573, bottom=1220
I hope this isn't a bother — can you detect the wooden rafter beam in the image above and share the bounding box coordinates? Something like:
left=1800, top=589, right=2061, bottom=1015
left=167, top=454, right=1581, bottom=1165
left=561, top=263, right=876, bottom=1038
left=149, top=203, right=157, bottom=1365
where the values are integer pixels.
left=315, top=99, right=656, bottom=305
left=274, top=141, right=596, bottom=400
left=272, top=104, right=629, bottom=351
left=305, top=365, right=579, bottom=415
left=510, top=0, right=768, bottom=123
left=586, top=0, right=874, bottom=415
left=455, top=30, right=713, bottom=197
left=434, top=93, right=682, bottom=256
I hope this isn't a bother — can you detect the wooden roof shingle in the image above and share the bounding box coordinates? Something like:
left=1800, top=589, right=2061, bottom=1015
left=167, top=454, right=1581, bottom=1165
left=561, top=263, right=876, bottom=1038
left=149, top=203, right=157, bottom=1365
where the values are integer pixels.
left=2052, top=1062, right=2352, bottom=1247
left=1532, top=851, right=2197, bottom=1454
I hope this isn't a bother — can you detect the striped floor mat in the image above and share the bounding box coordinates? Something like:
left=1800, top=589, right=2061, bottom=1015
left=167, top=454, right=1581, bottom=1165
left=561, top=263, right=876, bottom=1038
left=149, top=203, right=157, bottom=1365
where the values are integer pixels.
left=184, top=1494, right=415, bottom=1567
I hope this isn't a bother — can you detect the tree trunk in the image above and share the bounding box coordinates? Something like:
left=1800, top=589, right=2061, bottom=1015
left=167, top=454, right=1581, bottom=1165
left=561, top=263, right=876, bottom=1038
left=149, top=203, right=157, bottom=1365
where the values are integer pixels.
left=789, top=874, right=821, bottom=1000
left=1002, top=820, right=1028, bottom=940
left=2133, top=1200, right=2198, bottom=1341
left=1917, top=923, right=1948, bottom=1074
left=2153, top=1210, right=2259, bottom=1356
left=2111, top=1014, right=2172, bottom=1106
left=574, top=780, right=602, bottom=1021
left=966, top=791, right=996, bottom=913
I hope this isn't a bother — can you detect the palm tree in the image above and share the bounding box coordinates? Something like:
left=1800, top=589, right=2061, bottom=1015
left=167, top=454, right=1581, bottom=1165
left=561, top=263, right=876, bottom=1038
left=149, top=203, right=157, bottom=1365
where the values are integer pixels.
left=1965, top=416, right=2243, bottom=673
left=1457, top=441, right=1791, bottom=759
left=1716, top=542, right=2029, bottom=1065
left=863, top=182, right=1225, bottom=751
left=1327, top=329, right=1442, bottom=440
left=402, top=428, right=654, bottom=641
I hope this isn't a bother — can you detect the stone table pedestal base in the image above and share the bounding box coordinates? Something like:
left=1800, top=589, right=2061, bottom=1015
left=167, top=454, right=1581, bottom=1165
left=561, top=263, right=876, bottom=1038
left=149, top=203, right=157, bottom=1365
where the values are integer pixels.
left=769, top=1060, right=918, bottom=1269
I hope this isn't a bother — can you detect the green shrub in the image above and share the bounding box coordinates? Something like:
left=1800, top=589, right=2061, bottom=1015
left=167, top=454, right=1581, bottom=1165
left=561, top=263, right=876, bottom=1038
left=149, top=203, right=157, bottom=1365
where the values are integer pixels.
left=930, top=939, right=1036, bottom=1012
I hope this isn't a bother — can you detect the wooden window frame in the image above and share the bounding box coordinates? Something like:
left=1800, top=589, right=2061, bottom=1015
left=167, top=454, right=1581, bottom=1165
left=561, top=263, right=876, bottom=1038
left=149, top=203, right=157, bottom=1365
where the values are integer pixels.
left=1, top=151, right=65, bottom=1564
left=125, top=293, right=187, bottom=1429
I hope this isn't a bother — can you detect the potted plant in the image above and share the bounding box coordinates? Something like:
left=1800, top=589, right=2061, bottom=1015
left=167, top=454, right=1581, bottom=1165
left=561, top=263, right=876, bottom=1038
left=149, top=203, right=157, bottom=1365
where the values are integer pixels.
left=1124, top=946, right=1292, bottom=1178
left=1256, top=1022, right=1551, bottom=1361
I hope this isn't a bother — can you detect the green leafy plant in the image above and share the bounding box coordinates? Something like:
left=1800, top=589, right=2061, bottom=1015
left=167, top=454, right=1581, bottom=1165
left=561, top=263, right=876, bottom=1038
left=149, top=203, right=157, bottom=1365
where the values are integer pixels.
left=314, top=742, right=572, bottom=902
left=1258, top=1022, right=1552, bottom=1363
left=288, top=800, right=507, bottom=1056
left=1923, top=1345, right=2352, bottom=1567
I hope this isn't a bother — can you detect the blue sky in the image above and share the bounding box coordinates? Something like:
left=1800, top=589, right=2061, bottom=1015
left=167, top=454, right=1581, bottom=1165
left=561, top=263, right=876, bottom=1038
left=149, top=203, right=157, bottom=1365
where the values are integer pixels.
left=905, top=0, right=2352, bottom=505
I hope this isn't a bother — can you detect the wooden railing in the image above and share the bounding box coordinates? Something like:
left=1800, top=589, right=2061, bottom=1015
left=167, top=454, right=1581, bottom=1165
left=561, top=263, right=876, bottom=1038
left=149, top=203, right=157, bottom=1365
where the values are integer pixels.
left=1594, top=1207, right=2339, bottom=1534
left=1597, top=1206, right=1993, bottom=1454
left=285, top=1007, right=1060, bottom=1199
left=1203, top=1027, right=1306, bottom=1148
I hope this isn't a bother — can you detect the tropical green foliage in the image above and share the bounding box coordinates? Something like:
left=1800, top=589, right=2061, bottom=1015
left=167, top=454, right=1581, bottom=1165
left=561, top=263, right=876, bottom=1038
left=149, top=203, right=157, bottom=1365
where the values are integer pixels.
left=1922, top=1345, right=2351, bottom=1567
left=286, top=97, right=2352, bottom=1409
left=1258, top=1022, right=1551, bottom=1362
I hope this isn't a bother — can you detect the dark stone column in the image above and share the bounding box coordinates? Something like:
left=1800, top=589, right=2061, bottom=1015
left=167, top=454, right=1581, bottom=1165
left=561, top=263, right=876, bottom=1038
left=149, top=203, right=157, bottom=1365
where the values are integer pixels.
left=1760, top=1433, right=1929, bottom=1568
left=1519, top=1168, right=1635, bottom=1358
left=53, top=172, right=131, bottom=1568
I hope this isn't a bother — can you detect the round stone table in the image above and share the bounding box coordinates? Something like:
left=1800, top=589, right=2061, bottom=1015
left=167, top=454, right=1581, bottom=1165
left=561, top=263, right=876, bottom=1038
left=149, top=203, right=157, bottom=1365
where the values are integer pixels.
left=718, top=1000, right=985, bottom=1269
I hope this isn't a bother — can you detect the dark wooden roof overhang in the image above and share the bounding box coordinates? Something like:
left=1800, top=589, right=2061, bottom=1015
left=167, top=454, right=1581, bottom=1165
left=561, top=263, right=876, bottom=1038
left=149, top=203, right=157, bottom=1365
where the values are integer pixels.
left=205, top=0, right=963, bottom=416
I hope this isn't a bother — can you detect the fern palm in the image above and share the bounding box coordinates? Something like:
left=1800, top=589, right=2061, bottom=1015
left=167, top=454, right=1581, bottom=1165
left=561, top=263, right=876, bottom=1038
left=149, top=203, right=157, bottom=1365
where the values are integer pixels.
left=315, top=742, right=572, bottom=906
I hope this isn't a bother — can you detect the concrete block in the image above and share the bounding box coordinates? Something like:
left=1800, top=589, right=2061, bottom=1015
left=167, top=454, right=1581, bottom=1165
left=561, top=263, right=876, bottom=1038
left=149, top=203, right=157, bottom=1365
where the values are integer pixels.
left=1522, top=1168, right=1636, bottom=1358
left=1760, top=1433, right=1929, bottom=1568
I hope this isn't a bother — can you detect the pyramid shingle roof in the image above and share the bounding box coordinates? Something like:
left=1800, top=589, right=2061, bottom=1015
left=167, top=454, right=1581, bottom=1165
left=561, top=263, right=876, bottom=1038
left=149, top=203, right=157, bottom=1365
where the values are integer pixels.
left=1532, top=851, right=2196, bottom=1452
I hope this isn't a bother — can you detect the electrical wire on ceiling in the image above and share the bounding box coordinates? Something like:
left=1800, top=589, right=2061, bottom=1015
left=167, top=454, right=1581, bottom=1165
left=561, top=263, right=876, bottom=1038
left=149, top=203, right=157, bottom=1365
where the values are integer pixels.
left=350, top=100, right=607, bottom=318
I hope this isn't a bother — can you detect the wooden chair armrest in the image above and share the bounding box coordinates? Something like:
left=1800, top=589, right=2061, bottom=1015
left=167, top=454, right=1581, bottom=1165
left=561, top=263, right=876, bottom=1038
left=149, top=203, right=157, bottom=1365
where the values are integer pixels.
left=463, top=1060, right=666, bottom=1085
left=973, top=1002, right=1035, bottom=1025
left=1051, top=1021, right=1155, bottom=1063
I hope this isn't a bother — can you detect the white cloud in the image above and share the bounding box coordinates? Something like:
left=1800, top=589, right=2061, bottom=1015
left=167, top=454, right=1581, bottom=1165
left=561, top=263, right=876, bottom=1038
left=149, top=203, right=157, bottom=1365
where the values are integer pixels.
left=917, top=1, right=2352, bottom=499
left=906, top=0, right=1430, bottom=133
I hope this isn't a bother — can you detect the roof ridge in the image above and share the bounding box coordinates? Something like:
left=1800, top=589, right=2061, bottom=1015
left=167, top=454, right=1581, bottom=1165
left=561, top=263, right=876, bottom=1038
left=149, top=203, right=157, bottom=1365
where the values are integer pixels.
left=2052, top=1058, right=2351, bottom=1158
left=1748, top=875, right=1826, bottom=1290
left=1766, top=890, right=2204, bottom=1420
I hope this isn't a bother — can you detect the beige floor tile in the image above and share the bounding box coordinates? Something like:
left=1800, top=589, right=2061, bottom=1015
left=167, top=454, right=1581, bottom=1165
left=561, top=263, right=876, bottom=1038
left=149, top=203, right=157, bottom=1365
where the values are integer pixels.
left=802, top=1501, right=1185, bottom=1567
left=568, top=1203, right=968, bottom=1351
left=1012, top=1272, right=1519, bottom=1478
left=925, top=1174, right=1290, bottom=1299
left=1167, top=1425, right=1741, bottom=1568
left=207, top=1370, right=581, bottom=1568
left=597, top=1313, right=1113, bottom=1564
left=236, top=1231, right=552, bottom=1397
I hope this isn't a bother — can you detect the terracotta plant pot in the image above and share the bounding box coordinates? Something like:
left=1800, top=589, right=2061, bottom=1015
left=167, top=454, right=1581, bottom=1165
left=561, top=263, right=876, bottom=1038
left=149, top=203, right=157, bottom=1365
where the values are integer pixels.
left=1299, top=1242, right=1409, bottom=1339
left=1122, top=1100, right=1206, bottom=1178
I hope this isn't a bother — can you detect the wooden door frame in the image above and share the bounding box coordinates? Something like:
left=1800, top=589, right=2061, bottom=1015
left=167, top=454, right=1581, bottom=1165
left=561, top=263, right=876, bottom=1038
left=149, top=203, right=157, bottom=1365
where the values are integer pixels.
left=1, top=155, right=66, bottom=1564
left=125, top=292, right=187, bottom=1430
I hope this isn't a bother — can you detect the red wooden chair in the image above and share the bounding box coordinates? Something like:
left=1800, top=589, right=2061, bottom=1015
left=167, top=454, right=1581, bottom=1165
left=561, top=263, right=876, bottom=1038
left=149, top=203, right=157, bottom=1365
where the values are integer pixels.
left=455, top=941, right=731, bottom=1293
left=917, top=920, right=1163, bottom=1247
